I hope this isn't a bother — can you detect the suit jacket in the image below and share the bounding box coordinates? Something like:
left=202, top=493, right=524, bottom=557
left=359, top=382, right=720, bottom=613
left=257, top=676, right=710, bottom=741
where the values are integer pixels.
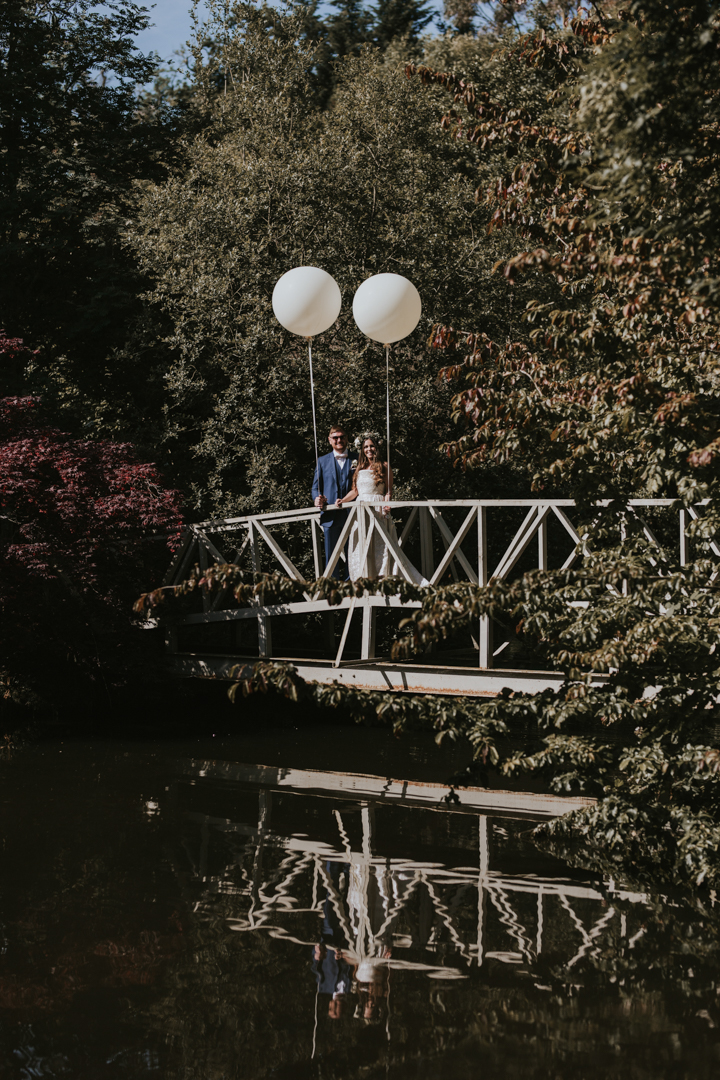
left=312, top=451, right=358, bottom=525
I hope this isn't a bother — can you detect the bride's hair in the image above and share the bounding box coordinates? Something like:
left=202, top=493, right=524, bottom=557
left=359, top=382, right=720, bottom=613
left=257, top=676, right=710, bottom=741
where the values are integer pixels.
left=353, top=438, right=386, bottom=489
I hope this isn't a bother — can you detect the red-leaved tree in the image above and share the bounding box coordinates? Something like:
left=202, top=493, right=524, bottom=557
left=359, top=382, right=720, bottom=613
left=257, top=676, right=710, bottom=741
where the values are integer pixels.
left=1, top=334, right=183, bottom=714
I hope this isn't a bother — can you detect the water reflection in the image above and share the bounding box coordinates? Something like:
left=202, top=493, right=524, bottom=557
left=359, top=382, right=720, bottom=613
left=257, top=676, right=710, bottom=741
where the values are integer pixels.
left=179, top=762, right=649, bottom=1041
left=2, top=742, right=720, bottom=1079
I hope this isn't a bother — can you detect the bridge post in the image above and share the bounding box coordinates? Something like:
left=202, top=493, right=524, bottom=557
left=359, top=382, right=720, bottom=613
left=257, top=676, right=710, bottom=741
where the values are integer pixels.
left=419, top=506, right=434, bottom=580
left=419, top=506, right=437, bottom=656
left=311, top=516, right=323, bottom=579
left=478, top=506, right=493, bottom=668
left=250, top=522, right=273, bottom=658
left=198, top=538, right=210, bottom=613
left=359, top=504, right=369, bottom=578
left=538, top=514, right=548, bottom=570
left=312, top=516, right=335, bottom=648
left=680, top=507, right=691, bottom=565
left=361, top=600, right=376, bottom=660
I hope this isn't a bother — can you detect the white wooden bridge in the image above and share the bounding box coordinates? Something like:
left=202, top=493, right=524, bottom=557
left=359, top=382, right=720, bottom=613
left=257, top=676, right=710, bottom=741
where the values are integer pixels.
left=161, top=498, right=700, bottom=696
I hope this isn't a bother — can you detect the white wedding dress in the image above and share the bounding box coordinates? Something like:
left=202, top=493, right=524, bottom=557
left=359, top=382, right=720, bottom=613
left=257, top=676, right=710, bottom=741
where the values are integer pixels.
left=347, top=470, right=427, bottom=584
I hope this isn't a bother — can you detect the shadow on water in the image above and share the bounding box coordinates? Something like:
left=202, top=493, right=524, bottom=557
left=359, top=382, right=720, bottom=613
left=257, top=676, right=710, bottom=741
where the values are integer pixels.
left=2, top=731, right=720, bottom=1079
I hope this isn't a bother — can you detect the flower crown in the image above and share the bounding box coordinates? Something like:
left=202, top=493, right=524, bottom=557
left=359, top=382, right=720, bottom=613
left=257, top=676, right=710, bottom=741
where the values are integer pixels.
left=354, top=431, right=383, bottom=452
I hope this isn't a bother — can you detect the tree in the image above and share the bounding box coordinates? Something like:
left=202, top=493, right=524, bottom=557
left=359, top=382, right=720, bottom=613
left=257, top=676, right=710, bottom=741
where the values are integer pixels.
left=326, top=0, right=371, bottom=58
left=370, top=0, right=435, bottom=50
left=1, top=336, right=183, bottom=713
left=388, top=0, right=720, bottom=889
left=127, top=0, right=545, bottom=518
left=0, top=0, right=172, bottom=436
left=443, top=0, right=478, bottom=35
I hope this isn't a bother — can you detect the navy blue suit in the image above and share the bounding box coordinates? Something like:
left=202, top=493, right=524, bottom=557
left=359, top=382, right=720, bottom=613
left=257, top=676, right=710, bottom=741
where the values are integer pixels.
left=312, top=451, right=358, bottom=579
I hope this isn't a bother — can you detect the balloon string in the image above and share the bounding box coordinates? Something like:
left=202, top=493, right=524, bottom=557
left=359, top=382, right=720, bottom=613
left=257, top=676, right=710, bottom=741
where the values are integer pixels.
left=309, top=339, right=319, bottom=481
left=386, top=344, right=391, bottom=500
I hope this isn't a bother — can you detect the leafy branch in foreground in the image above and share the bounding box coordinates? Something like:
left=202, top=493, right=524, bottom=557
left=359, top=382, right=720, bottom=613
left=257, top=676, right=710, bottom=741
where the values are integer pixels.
left=186, top=509, right=720, bottom=889
left=134, top=565, right=427, bottom=616
left=135, top=496, right=720, bottom=889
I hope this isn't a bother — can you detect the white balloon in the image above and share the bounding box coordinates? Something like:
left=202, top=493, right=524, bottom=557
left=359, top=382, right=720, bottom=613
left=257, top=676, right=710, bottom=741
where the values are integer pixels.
left=352, top=273, right=422, bottom=344
left=272, top=266, right=341, bottom=338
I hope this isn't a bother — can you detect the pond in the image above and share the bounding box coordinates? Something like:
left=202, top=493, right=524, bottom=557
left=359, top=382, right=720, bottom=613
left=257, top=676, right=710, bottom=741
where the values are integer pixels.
left=2, top=725, right=720, bottom=1079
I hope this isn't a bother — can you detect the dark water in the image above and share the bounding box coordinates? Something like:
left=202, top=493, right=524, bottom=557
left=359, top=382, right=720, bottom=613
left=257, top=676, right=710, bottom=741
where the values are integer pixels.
left=2, top=729, right=720, bottom=1079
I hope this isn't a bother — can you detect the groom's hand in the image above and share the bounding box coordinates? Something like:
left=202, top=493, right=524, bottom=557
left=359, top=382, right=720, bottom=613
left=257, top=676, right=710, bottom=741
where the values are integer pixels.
left=314, top=495, right=327, bottom=509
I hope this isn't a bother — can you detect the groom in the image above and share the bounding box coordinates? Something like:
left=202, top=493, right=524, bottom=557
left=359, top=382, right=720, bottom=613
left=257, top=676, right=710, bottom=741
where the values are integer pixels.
left=312, top=423, right=358, bottom=579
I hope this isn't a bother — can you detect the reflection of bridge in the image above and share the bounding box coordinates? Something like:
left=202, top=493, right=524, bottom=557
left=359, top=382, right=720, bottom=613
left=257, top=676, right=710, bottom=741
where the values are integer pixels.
left=162, top=498, right=699, bottom=695
left=178, top=761, right=647, bottom=984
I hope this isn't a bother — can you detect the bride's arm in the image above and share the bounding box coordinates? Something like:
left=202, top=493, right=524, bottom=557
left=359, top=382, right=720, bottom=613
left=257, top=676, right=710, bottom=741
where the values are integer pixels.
left=337, top=479, right=359, bottom=506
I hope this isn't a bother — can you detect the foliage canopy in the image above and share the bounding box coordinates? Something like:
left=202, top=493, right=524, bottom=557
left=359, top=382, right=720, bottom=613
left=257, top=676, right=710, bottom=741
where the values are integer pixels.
left=0, top=0, right=171, bottom=419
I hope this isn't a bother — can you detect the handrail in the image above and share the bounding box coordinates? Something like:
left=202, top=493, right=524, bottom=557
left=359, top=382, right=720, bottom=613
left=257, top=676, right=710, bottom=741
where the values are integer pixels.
left=189, top=496, right=689, bottom=533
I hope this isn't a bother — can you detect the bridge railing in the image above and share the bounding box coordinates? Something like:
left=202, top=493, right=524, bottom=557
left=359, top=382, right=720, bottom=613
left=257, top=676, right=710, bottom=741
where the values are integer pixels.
left=163, top=499, right=712, bottom=669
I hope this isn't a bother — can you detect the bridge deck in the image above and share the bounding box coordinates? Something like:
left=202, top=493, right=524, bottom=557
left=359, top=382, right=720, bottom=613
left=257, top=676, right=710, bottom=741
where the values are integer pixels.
left=171, top=652, right=610, bottom=696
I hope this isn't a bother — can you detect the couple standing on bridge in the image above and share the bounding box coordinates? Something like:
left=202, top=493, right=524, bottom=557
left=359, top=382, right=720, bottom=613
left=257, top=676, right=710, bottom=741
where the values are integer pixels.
left=312, top=423, right=427, bottom=584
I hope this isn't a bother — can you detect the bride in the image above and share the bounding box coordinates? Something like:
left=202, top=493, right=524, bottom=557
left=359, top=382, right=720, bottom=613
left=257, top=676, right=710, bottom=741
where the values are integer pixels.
left=335, top=433, right=427, bottom=584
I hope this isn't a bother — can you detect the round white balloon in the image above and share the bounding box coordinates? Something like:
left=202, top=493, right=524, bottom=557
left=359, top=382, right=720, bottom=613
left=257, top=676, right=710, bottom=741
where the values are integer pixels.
left=352, top=273, right=422, bottom=344
left=272, top=266, right=342, bottom=338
